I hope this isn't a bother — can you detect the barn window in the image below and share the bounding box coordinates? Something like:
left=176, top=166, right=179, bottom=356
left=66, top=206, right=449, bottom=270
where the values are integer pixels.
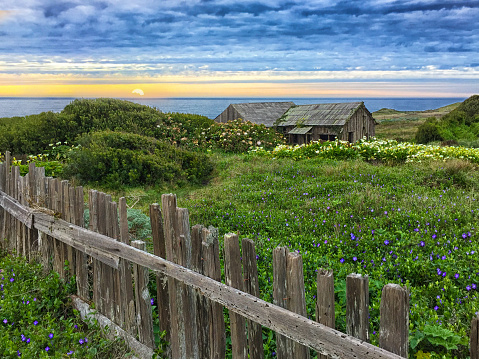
left=320, top=134, right=336, bottom=141
left=348, top=132, right=354, bottom=142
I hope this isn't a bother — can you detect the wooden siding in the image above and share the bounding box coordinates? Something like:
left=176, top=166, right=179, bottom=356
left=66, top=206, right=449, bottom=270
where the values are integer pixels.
left=215, top=104, right=241, bottom=124
left=214, top=102, right=294, bottom=127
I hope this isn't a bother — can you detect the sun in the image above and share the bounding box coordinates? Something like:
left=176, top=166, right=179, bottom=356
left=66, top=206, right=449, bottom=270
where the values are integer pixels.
left=132, top=88, right=144, bottom=96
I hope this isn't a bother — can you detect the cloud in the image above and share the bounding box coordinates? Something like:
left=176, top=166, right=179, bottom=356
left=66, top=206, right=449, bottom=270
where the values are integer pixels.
left=0, top=0, right=478, bottom=94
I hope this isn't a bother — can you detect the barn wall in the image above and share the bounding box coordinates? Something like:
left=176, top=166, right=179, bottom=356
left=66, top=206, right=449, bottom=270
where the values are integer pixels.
left=215, top=105, right=241, bottom=123
left=343, top=106, right=375, bottom=142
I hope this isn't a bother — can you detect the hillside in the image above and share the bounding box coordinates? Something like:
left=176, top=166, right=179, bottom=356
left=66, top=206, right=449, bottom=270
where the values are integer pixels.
left=373, top=102, right=460, bottom=141
left=414, top=95, right=479, bottom=144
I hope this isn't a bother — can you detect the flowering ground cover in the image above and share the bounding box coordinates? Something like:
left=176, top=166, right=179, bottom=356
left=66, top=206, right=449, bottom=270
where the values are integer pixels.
left=0, top=252, right=131, bottom=358
left=178, top=154, right=479, bottom=358
left=252, top=138, right=479, bottom=165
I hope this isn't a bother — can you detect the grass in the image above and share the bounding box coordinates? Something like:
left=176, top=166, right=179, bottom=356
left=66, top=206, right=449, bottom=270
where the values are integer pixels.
left=178, top=155, right=478, bottom=358
left=98, top=151, right=479, bottom=358
left=0, top=250, right=132, bottom=358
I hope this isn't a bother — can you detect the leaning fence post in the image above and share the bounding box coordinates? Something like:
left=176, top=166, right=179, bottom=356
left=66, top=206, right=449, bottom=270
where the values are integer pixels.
left=316, top=269, right=335, bottom=359
left=132, top=240, right=155, bottom=349
left=346, top=273, right=370, bottom=342
left=379, top=284, right=409, bottom=358
left=470, top=315, right=479, bottom=359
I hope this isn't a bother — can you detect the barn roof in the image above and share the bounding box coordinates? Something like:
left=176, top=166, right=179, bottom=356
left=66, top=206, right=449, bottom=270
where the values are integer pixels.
left=222, top=102, right=295, bottom=126
left=278, top=102, right=364, bottom=127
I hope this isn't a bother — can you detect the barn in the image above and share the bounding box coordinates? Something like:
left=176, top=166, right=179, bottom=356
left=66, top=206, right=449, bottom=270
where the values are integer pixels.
left=276, top=102, right=376, bottom=145
left=214, top=102, right=294, bottom=127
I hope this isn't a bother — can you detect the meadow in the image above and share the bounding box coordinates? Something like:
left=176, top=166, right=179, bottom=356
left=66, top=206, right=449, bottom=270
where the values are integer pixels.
left=1, top=97, right=479, bottom=358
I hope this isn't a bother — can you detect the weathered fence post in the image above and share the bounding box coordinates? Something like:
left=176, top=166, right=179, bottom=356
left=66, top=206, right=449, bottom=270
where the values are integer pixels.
left=177, top=207, right=199, bottom=359
left=273, top=247, right=291, bottom=359
left=162, top=193, right=185, bottom=359
left=242, top=238, right=265, bottom=359
left=273, top=247, right=310, bottom=359
left=132, top=240, right=155, bottom=349
left=224, top=233, right=248, bottom=359
left=149, top=203, right=170, bottom=348
left=471, top=315, right=479, bottom=359
left=118, top=197, right=135, bottom=334
left=287, top=251, right=311, bottom=359
left=316, top=269, right=335, bottom=359
left=379, top=284, right=409, bottom=358
left=74, top=186, right=89, bottom=301
left=346, top=273, right=370, bottom=342
left=202, top=226, right=226, bottom=359
left=192, top=224, right=209, bottom=359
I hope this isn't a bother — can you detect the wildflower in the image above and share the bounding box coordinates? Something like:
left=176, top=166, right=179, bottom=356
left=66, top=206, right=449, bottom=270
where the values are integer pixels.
left=340, top=258, right=345, bottom=263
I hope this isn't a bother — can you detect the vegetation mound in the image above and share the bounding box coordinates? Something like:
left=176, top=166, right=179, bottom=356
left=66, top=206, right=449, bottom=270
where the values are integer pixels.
left=63, top=131, right=214, bottom=188
left=415, top=95, right=479, bottom=144
left=0, top=98, right=284, bottom=157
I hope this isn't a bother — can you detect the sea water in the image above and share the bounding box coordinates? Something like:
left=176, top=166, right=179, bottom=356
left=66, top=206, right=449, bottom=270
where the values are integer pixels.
left=0, top=97, right=466, bottom=120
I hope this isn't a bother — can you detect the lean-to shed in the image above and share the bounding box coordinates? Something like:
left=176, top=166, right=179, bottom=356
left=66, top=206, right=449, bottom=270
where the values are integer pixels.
left=277, top=102, right=376, bottom=145
left=214, top=102, right=294, bottom=127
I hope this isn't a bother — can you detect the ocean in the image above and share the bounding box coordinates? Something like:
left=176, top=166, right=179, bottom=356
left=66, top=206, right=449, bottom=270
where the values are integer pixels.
left=0, top=97, right=466, bottom=120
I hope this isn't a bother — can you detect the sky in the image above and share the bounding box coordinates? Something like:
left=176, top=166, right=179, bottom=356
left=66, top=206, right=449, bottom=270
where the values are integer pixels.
left=0, top=0, right=478, bottom=98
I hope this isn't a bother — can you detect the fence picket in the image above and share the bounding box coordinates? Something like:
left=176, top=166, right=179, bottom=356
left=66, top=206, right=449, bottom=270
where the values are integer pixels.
left=132, top=240, right=155, bottom=349
left=202, top=226, right=226, bottom=359
left=224, top=233, right=248, bottom=359
left=242, top=238, right=265, bottom=359
left=273, top=246, right=291, bottom=359
left=177, top=207, right=199, bottom=359
left=74, top=186, right=89, bottom=300
left=316, top=269, right=335, bottom=359
left=471, top=315, right=479, bottom=359
left=287, top=251, right=311, bottom=359
left=149, top=203, right=170, bottom=345
left=379, top=284, right=409, bottom=358
left=162, top=193, right=184, bottom=359
left=346, top=273, right=369, bottom=342
left=192, top=224, right=209, bottom=359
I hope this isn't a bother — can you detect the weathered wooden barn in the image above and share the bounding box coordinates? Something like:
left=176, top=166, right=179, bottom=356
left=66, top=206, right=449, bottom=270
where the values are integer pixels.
left=214, top=102, right=294, bottom=127
left=276, top=102, right=376, bottom=145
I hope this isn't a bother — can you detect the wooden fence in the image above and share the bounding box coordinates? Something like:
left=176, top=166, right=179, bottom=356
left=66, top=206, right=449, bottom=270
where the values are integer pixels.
left=0, top=151, right=477, bottom=359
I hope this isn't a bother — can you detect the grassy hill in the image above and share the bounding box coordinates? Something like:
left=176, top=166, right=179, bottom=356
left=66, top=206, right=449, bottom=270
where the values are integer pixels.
left=373, top=102, right=461, bottom=142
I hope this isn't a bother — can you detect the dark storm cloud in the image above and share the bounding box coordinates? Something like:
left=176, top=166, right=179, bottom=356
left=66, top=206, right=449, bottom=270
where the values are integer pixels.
left=1, top=0, right=478, bottom=74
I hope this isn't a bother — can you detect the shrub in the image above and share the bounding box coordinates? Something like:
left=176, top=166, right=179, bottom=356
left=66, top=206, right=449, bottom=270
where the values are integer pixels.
left=415, top=118, right=444, bottom=144
left=200, top=119, right=286, bottom=153
left=63, top=131, right=214, bottom=188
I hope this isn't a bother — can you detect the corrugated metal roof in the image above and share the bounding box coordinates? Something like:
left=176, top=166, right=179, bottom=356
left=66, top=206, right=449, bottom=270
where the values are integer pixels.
left=288, top=126, right=313, bottom=134
left=278, top=102, right=363, bottom=127
left=231, top=102, right=295, bottom=126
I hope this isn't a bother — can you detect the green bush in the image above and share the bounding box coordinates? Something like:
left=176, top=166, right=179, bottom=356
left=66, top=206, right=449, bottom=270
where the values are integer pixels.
left=63, top=131, right=214, bottom=188
left=415, top=118, right=444, bottom=144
